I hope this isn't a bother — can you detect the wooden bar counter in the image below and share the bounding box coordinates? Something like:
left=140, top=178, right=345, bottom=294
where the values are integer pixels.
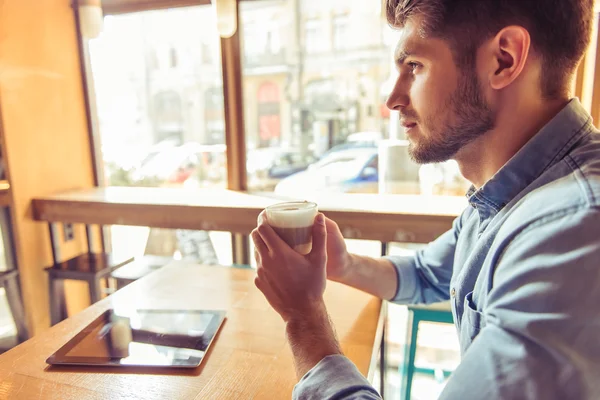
left=32, top=187, right=467, bottom=244
left=0, top=263, right=383, bottom=399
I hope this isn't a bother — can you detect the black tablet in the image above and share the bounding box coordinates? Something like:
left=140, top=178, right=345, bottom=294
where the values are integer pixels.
left=47, top=309, right=226, bottom=368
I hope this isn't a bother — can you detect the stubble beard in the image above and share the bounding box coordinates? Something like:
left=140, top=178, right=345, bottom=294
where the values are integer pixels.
left=408, top=70, right=496, bottom=164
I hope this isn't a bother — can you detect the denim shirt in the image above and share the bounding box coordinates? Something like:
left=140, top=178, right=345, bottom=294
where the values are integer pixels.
left=294, top=99, right=600, bottom=400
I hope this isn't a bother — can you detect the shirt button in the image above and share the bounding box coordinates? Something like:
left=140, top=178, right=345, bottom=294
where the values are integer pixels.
left=451, top=288, right=456, bottom=298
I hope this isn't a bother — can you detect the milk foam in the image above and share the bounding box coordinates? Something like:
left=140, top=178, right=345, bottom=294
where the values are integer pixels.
left=266, top=201, right=318, bottom=228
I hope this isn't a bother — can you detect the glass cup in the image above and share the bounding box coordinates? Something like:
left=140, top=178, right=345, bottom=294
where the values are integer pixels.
left=264, top=201, right=318, bottom=255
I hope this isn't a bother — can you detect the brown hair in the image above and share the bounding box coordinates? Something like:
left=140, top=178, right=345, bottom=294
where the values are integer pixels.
left=386, top=0, right=594, bottom=99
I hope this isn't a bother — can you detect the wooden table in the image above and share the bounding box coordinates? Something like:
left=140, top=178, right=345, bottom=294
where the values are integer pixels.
left=33, top=187, right=466, bottom=244
left=0, top=263, right=384, bottom=399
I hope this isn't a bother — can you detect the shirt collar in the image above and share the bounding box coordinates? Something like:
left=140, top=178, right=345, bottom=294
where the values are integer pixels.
left=467, top=98, right=592, bottom=217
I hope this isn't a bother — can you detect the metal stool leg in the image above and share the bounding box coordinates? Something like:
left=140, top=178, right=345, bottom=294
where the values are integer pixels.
left=88, top=277, right=102, bottom=304
left=3, top=273, right=28, bottom=342
left=400, top=309, right=420, bottom=400
left=48, top=276, right=67, bottom=326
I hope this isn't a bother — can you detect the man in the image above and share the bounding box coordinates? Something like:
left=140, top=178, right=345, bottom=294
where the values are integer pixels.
left=252, top=0, right=600, bottom=398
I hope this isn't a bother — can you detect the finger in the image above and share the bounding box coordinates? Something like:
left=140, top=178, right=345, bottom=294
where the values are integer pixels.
left=257, top=210, right=268, bottom=226
left=324, top=216, right=343, bottom=237
left=254, top=247, right=261, bottom=265
left=257, top=220, right=288, bottom=252
left=254, top=275, right=267, bottom=295
left=252, top=229, right=269, bottom=256
left=309, top=213, right=327, bottom=265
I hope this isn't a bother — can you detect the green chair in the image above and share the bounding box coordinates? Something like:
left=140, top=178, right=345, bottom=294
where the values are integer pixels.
left=399, top=302, right=454, bottom=400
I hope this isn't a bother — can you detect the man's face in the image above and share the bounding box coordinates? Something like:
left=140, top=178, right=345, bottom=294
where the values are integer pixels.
left=386, top=17, right=495, bottom=164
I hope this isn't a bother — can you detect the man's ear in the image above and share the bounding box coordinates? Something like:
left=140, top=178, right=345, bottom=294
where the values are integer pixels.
left=486, top=26, right=531, bottom=90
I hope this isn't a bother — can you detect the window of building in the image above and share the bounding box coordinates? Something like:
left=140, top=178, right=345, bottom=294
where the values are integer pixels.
left=333, top=14, right=350, bottom=51
left=305, top=18, right=327, bottom=54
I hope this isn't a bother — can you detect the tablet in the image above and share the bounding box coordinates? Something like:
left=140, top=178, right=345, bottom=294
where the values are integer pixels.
left=47, top=309, right=226, bottom=368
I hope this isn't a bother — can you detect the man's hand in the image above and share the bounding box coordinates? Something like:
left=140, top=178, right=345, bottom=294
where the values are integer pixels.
left=252, top=211, right=328, bottom=322
left=252, top=211, right=342, bottom=378
left=323, top=216, right=352, bottom=282
left=324, top=216, right=400, bottom=301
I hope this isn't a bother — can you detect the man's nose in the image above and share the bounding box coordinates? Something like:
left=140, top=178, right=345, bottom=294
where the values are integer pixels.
left=386, top=74, right=410, bottom=111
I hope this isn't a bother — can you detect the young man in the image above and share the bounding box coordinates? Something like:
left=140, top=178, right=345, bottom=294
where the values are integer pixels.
left=252, top=0, right=600, bottom=399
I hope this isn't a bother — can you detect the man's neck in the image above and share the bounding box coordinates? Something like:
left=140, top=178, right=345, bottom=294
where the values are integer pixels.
left=456, top=97, right=570, bottom=188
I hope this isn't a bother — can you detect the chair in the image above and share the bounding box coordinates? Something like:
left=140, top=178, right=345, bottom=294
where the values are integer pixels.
left=399, top=302, right=454, bottom=400
left=44, top=223, right=133, bottom=326
left=46, top=253, right=133, bottom=325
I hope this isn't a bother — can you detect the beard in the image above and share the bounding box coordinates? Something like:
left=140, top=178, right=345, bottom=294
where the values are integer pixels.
left=406, top=70, right=496, bottom=164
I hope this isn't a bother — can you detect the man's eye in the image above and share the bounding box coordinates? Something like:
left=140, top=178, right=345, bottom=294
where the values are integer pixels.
left=407, top=62, right=421, bottom=72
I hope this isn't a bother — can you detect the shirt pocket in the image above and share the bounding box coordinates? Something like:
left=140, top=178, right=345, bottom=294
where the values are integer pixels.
left=459, top=291, right=487, bottom=354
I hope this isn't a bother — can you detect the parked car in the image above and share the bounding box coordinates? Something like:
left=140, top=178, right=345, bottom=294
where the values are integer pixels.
left=132, top=143, right=226, bottom=186
left=247, top=148, right=316, bottom=190
left=274, top=148, right=379, bottom=196
left=319, top=131, right=382, bottom=159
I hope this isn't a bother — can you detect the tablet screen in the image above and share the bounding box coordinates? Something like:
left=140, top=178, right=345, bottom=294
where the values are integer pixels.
left=48, top=309, right=226, bottom=368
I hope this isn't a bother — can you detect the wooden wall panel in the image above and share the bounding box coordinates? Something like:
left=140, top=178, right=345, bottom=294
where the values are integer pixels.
left=0, top=0, right=97, bottom=335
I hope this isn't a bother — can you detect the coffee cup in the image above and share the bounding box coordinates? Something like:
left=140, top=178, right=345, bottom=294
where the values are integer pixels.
left=264, top=201, right=318, bottom=255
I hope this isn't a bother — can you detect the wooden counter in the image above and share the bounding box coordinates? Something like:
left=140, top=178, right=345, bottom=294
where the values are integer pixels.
left=33, top=187, right=467, bottom=244
left=0, top=262, right=383, bottom=399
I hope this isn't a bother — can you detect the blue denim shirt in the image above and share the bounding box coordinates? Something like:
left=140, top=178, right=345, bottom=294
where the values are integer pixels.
left=294, top=99, right=600, bottom=400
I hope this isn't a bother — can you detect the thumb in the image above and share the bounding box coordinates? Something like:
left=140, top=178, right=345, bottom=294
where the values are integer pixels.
left=309, top=213, right=327, bottom=265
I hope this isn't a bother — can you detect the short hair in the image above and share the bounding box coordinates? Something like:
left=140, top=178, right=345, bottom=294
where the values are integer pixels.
left=386, top=0, right=594, bottom=98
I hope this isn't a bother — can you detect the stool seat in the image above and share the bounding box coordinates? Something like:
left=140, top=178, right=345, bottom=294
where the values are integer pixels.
left=408, top=301, right=452, bottom=313
left=45, top=253, right=134, bottom=325
left=45, top=253, right=133, bottom=280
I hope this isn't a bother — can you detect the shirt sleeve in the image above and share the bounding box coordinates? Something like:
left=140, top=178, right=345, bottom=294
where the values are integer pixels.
left=293, top=355, right=381, bottom=400
left=439, top=209, right=600, bottom=400
left=386, top=211, right=466, bottom=304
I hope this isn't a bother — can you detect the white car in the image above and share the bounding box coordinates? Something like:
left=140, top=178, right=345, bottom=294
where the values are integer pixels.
left=274, top=148, right=379, bottom=197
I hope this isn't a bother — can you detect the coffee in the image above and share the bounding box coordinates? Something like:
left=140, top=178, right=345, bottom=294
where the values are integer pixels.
left=271, top=226, right=313, bottom=254
left=265, top=201, right=318, bottom=255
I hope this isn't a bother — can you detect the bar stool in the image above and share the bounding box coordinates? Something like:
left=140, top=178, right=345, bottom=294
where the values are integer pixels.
left=111, top=255, right=174, bottom=290
left=0, top=269, right=28, bottom=343
left=44, top=223, right=133, bottom=326
left=399, top=302, right=454, bottom=400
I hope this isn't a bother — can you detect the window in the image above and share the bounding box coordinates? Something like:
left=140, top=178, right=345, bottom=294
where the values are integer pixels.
left=333, top=14, right=350, bottom=51
left=89, top=7, right=226, bottom=189
left=242, top=12, right=285, bottom=67
left=88, top=6, right=229, bottom=263
left=305, top=19, right=327, bottom=53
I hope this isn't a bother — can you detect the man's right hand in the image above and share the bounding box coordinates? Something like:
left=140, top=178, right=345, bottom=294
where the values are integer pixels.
left=323, top=216, right=400, bottom=300
left=323, top=216, right=352, bottom=282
